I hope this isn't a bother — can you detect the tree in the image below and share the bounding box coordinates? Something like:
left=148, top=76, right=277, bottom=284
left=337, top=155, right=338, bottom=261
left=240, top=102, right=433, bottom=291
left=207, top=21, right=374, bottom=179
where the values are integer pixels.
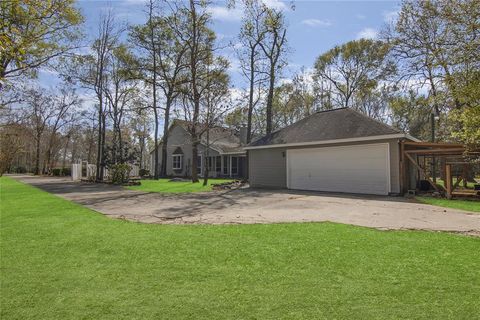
left=385, top=0, right=480, bottom=148
left=200, top=57, right=230, bottom=186
left=236, top=0, right=268, bottom=143
left=130, top=0, right=162, bottom=179
left=104, top=45, right=138, bottom=164
left=130, top=4, right=189, bottom=177
left=175, top=0, right=217, bottom=183
left=65, top=12, right=121, bottom=180
left=0, top=123, right=25, bottom=176
left=258, top=7, right=287, bottom=135
left=0, top=0, right=83, bottom=86
left=21, top=88, right=56, bottom=175
left=313, top=39, right=395, bottom=114
left=272, top=69, right=316, bottom=129
left=43, top=86, right=80, bottom=173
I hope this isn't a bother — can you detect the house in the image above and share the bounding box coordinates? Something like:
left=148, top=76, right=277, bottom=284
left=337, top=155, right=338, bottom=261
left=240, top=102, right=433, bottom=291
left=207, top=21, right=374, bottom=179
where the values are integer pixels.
left=245, top=108, right=419, bottom=195
left=150, top=120, right=247, bottom=178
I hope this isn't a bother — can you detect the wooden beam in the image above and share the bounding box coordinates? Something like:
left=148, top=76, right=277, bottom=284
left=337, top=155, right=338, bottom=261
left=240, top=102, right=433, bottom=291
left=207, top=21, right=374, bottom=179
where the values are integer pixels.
left=405, top=148, right=465, bottom=155
left=445, top=164, right=452, bottom=199
left=453, top=176, right=463, bottom=190
left=404, top=152, right=444, bottom=193
left=403, top=141, right=464, bottom=148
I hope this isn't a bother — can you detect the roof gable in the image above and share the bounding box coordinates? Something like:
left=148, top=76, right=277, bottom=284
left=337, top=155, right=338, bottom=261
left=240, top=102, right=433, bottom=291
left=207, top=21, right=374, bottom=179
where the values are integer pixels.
left=249, top=108, right=402, bottom=147
left=156, top=119, right=246, bottom=154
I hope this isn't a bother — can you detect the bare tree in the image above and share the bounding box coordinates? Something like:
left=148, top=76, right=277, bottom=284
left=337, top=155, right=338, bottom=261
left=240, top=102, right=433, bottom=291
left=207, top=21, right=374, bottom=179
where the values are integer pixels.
left=43, top=86, right=80, bottom=173
left=174, top=0, right=217, bottom=182
left=129, top=0, right=162, bottom=178
left=258, top=7, right=287, bottom=135
left=104, top=45, right=138, bottom=164
left=236, top=0, right=268, bottom=143
left=131, top=3, right=189, bottom=177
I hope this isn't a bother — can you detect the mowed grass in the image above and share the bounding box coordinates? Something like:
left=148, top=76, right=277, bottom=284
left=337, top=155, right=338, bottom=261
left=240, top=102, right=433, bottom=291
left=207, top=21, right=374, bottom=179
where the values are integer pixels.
left=416, top=196, right=480, bottom=213
left=125, top=178, right=235, bottom=193
left=1, top=177, right=480, bottom=319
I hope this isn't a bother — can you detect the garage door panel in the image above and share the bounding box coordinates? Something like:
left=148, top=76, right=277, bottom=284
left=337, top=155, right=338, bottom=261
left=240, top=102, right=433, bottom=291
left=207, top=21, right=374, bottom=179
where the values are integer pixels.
left=287, top=144, right=389, bottom=195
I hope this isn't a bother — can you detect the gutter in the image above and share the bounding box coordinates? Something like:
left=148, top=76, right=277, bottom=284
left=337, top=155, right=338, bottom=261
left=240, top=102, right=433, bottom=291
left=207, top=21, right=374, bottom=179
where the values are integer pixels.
left=244, top=133, right=420, bottom=150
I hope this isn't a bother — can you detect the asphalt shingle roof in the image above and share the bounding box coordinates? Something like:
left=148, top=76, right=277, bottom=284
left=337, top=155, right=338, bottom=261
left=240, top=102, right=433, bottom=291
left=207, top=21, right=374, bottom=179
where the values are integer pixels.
left=249, top=108, right=401, bottom=147
left=174, top=119, right=246, bottom=154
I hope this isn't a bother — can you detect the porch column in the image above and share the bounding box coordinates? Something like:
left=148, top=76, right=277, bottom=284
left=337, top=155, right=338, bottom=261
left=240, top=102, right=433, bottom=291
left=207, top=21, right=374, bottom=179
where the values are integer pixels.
left=229, top=156, right=232, bottom=178
left=220, top=156, right=224, bottom=177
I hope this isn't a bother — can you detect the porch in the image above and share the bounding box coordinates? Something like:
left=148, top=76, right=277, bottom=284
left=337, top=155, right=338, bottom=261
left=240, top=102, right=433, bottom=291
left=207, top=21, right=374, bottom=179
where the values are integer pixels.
left=198, top=154, right=246, bottom=179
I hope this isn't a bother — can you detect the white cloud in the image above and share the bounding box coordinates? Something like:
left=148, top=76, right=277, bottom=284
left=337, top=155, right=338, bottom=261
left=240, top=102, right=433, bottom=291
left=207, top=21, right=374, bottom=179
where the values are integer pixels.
left=301, top=19, right=332, bottom=27
left=383, top=10, right=399, bottom=23
left=261, top=0, right=288, bottom=11
left=356, top=27, right=378, bottom=40
left=207, top=6, right=242, bottom=22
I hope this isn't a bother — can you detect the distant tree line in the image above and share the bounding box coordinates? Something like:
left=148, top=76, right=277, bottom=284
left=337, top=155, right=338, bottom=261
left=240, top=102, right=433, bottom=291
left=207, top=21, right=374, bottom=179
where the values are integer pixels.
left=1, top=0, right=478, bottom=177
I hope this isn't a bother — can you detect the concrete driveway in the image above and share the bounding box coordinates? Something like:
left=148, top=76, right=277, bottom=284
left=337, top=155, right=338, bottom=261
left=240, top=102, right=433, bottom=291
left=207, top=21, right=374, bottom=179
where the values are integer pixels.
left=12, top=175, right=480, bottom=235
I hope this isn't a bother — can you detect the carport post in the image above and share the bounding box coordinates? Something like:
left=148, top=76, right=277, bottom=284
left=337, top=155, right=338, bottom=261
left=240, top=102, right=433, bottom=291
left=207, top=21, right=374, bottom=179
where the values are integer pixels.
left=445, top=164, right=452, bottom=199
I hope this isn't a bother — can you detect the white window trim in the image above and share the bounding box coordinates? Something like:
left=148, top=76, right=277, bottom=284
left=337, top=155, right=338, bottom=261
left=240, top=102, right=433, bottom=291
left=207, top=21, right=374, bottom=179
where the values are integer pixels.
left=172, top=154, right=183, bottom=170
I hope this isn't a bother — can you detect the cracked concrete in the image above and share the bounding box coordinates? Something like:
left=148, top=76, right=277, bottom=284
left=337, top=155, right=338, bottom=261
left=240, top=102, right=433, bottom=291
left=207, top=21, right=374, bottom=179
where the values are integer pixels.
left=12, top=175, right=480, bottom=235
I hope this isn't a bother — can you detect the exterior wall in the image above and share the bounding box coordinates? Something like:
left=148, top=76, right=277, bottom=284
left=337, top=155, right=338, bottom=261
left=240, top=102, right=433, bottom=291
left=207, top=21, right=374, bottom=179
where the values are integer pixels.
left=248, top=148, right=287, bottom=188
left=149, top=125, right=242, bottom=177
left=248, top=139, right=401, bottom=194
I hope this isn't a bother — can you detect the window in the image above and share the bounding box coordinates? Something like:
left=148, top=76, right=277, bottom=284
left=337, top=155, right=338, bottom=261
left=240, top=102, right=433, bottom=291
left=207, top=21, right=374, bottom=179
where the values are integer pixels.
left=197, top=156, right=202, bottom=175
left=216, top=156, right=222, bottom=173
left=232, top=157, right=239, bottom=175
left=223, top=156, right=228, bottom=175
left=172, top=155, right=183, bottom=170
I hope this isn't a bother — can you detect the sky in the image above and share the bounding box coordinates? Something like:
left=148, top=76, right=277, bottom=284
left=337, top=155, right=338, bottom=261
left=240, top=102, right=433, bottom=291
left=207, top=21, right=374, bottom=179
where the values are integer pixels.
left=39, top=0, right=401, bottom=98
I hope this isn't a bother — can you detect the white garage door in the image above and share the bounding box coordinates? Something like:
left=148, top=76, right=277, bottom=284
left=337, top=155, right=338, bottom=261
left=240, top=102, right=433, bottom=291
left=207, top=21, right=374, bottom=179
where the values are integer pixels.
left=287, top=143, right=390, bottom=195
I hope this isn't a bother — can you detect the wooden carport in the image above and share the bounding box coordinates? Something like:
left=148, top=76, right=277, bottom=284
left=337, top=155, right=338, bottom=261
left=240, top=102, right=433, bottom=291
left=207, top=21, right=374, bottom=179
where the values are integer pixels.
left=400, top=141, right=479, bottom=199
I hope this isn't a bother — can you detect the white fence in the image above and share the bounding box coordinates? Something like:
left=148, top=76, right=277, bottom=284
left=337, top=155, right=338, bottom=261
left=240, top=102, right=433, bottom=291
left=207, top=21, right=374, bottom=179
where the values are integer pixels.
left=71, top=162, right=140, bottom=181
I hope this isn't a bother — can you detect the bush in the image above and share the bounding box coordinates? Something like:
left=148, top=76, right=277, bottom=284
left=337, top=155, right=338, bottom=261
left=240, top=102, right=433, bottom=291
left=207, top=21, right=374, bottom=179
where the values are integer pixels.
left=52, top=168, right=62, bottom=176
left=139, top=168, right=150, bottom=177
left=61, top=167, right=71, bottom=176
left=17, top=166, right=27, bottom=173
left=110, top=163, right=131, bottom=185
left=10, top=166, right=27, bottom=173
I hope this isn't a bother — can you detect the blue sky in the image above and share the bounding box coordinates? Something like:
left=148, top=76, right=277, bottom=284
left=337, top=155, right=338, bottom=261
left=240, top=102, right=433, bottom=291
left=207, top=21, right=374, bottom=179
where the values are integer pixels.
left=40, top=0, right=401, bottom=92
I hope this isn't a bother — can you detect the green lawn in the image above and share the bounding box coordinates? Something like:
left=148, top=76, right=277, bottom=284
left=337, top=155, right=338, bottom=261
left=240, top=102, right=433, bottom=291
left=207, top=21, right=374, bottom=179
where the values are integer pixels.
left=416, top=196, right=480, bottom=213
left=1, top=176, right=480, bottom=319
left=126, top=178, right=235, bottom=193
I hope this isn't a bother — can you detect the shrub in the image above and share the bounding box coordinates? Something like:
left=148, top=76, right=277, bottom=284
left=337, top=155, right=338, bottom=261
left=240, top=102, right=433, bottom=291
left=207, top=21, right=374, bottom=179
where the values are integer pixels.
left=16, top=166, right=27, bottom=173
left=110, top=163, right=131, bottom=185
left=52, top=168, right=62, bottom=176
left=10, top=166, right=27, bottom=173
left=139, top=168, right=150, bottom=177
left=61, top=167, right=71, bottom=176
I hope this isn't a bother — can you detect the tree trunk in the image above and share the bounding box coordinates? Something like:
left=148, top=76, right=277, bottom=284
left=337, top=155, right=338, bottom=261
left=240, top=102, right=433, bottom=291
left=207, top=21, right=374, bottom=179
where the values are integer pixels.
left=96, top=99, right=103, bottom=181
left=189, top=0, right=199, bottom=183
left=203, top=129, right=210, bottom=186
left=34, top=133, right=41, bottom=175
left=62, top=136, right=70, bottom=169
left=247, top=50, right=255, bottom=143
left=266, top=64, right=275, bottom=135
left=161, top=98, right=172, bottom=177
left=100, top=110, right=106, bottom=179
left=191, top=138, right=199, bottom=182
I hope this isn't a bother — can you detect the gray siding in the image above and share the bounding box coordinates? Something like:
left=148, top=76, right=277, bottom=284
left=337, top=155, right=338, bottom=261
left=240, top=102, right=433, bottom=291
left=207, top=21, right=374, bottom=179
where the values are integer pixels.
left=150, top=125, right=222, bottom=177
left=248, top=148, right=287, bottom=188
left=249, top=139, right=401, bottom=194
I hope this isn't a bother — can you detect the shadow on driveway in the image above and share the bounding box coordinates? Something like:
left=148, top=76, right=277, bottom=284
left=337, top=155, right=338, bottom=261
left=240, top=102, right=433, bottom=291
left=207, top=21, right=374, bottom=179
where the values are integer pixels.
left=9, top=174, right=480, bottom=235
